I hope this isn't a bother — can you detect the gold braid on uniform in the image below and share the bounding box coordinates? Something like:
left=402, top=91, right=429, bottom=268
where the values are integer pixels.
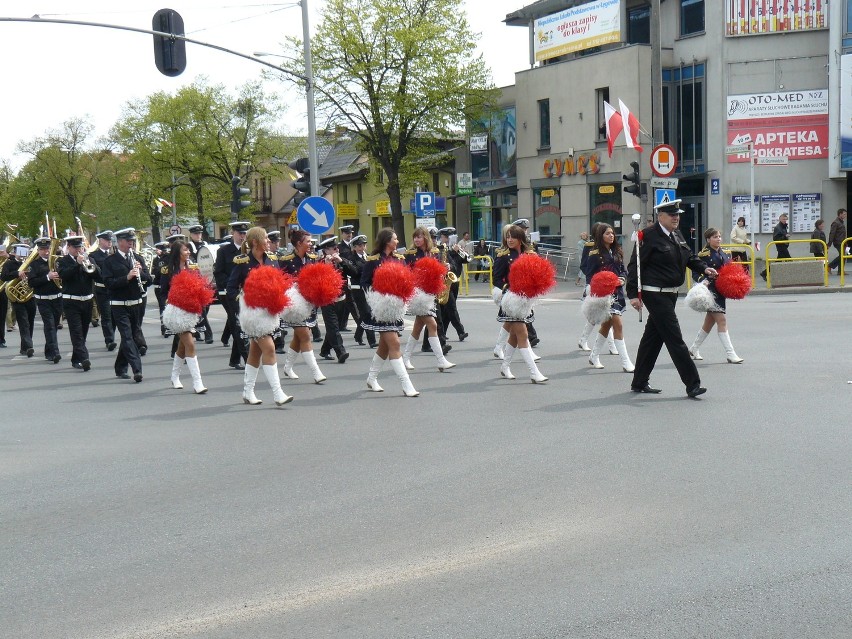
left=233, top=255, right=250, bottom=265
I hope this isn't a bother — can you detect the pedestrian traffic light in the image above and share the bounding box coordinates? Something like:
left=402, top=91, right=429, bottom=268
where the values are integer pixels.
left=231, top=175, right=251, bottom=219
left=289, top=157, right=311, bottom=206
left=152, top=9, right=186, bottom=77
left=623, top=161, right=641, bottom=198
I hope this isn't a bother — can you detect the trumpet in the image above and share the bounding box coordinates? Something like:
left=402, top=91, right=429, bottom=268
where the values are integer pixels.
left=74, top=217, right=96, bottom=273
left=452, top=243, right=470, bottom=261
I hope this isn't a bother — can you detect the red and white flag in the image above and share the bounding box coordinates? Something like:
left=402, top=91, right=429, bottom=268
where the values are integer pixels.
left=619, top=99, right=644, bottom=152
left=603, top=101, right=623, bottom=158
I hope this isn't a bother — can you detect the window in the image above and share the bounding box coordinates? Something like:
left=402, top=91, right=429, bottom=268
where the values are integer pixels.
left=538, top=99, right=550, bottom=149
left=596, top=87, right=610, bottom=141
left=628, top=5, right=650, bottom=44
left=663, top=64, right=705, bottom=171
left=432, top=172, right=440, bottom=194
left=356, top=183, right=363, bottom=202
left=681, top=0, right=704, bottom=36
left=342, top=184, right=349, bottom=203
left=848, top=0, right=852, bottom=33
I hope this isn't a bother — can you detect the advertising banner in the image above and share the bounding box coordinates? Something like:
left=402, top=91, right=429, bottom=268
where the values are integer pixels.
left=726, top=90, right=828, bottom=163
left=534, top=0, right=620, bottom=62
left=726, top=0, right=827, bottom=37
left=840, top=55, right=852, bottom=171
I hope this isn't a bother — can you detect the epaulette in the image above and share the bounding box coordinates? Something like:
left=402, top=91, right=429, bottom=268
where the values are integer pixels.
left=366, top=254, right=380, bottom=261
left=584, top=240, right=595, bottom=247
left=524, top=248, right=537, bottom=254
left=279, top=254, right=295, bottom=261
left=405, top=248, right=417, bottom=255
left=496, top=248, right=510, bottom=257
left=721, top=248, right=732, bottom=256
left=160, top=265, right=169, bottom=275
left=307, top=252, right=318, bottom=260
left=393, top=253, right=405, bottom=260
left=697, top=249, right=711, bottom=258
left=266, top=251, right=278, bottom=261
left=188, top=263, right=199, bottom=270
left=430, top=247, right=441, bottom=255
left=588, top=249, right=599, bottom=255
left=233, top=254, right=250, bottom=265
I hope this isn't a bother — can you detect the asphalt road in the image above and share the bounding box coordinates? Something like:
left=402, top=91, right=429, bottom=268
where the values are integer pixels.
left=2, top=285, right=851, bottom=638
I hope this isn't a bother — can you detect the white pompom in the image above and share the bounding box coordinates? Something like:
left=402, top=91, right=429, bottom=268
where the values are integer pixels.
left=500, top=290, right=535, bottom=320
left=162, top=304, right=199, bottom=333
left=238, top=298, right=279, bottom=337
left=406, top=288, right=435, bottom=316
left=686, top=281, right=717, bottom=313
left=491, top=286, right=503, bottom=306
left=280, top=284, right=314, bottom=324
left=581, top=295, right=612, bottom=325
left=365, top=290, right=406, bottom=322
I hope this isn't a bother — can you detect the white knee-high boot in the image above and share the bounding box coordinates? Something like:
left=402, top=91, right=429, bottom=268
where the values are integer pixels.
left=282, top=347, right=300, bottom=379
left=718, top=331, right=744, bottom=363
left=242, top=364, right=262, bottom=405
left=262, top=364, right=293, bottom=405
left=500, top=344, right=516, bottom=379
left=578, top=322, right=594, bottom=351
left=389, top=357, right=419, bottom=397
left=185, top=356, right=207, bottom=394
left=519, top=347, right=548, bottom=383
left=689, top=329, right=708, bottom=360
left=170, top=355, right=184, bottom=389
left=403, top=333, right=417, bottom=369
left=607, top=328, right=618, bottom=355
left=366, top=354, right=385, bottom=392
left=302, top=350, right=327, bottom=383
left=588, top=332, right=606, bottom=369
left=428, top=336, right=455, bottom=371
left=493, top=327, right=509, bottom=358
left=613, top=339, right=634, bottom=372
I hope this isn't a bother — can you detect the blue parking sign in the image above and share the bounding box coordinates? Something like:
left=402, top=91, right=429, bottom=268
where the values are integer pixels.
left=414, top=192, right=436, bottom=217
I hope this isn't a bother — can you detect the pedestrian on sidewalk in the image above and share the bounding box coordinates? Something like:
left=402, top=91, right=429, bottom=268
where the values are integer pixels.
left=827, top=208, right=847, bottom=274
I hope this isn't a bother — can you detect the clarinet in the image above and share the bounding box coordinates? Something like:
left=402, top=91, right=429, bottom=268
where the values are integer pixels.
left=129, top=250, right=146, bottom=297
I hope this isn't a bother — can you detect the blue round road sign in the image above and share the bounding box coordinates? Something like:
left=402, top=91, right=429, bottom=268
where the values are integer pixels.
left=296, top=197, right=336, bottom=235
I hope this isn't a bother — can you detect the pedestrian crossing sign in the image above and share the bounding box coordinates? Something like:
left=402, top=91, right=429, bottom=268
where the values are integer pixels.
left=654, top=189, right=676, bottom=207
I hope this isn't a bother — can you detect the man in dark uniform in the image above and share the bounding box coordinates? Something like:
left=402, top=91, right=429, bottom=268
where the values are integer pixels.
left=88, top=230, right=117, bottom=351
left=349, top=234, right=377, bottom=348
left=626, top=199, right=717, bottom=398
left=317, top=236, right=357, bottom=363
left=57, top=236, right=97, bottom=371
left=102, top=228, right=149, bottom=382
left=266, top=230, right=289, bottom=354
left=421, top=227, right=451, bottom=355
left=213, top=221, right=250, bottom=369
left=187, top=224, right=213, bottom=343
left=151, top=241, right=170, bottom=337
left=335, top=225, right=358, bottom=332
left=27, top=237, right=63, bottom=363
left=438, top=227, right=470, bottom=341
left=0, top=242, right=8, bottom=349
left=1, top=243, right=37, bottom=357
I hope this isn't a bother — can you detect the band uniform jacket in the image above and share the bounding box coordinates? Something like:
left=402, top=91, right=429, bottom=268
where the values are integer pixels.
left=1, top=257, right=24, bottom=286
left=278, top=251, right=318, bottom=277
left=88, top=247, right=111, bottom=288
left=446, top=245, right=471, bottom=277
left=102, top=250, right=152, bottom=302
left=492, top=247, right=536, bottom=291
left=57, top=254, right=97, bottom=296
left=404, top=246, right=441, bottom=266
left=213, top=241, right=241, bottom=294
left=26, top=256, right=61, bottom=297
left=359, top=252, right=406, bottom=288
left=626, top=224, right=706, bottom=299
left=226, top=252, right=276, bottom=301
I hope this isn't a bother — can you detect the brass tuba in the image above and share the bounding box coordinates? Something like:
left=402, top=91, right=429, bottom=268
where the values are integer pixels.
left=5, top=244, right=39, bottom=303
left=48, top=237, right=62, bottom=290
left=437, top=244, right=458, bottom=305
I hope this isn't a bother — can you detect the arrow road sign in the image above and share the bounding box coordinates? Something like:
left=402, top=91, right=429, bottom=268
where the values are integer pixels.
left=297, top=196, right=336, bottom=235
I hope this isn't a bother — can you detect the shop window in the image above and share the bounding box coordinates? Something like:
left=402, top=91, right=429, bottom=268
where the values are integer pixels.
left=538, top=99, right=551, bottom=149
left=628, top=4, right=650, bottom=44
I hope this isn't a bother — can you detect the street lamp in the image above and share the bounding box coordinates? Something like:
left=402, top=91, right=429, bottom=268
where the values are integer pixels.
left=254, top=0, right=320, bottom=199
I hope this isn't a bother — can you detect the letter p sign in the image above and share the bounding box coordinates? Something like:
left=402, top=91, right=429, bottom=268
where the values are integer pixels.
left=415, top=191, right=436, bottom=218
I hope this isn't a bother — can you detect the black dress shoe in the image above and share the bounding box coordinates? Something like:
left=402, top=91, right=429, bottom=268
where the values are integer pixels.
left=458, top=332, right=469, bottom=342
left=355, top=340, right=365, bottom=346
left=421, top=344, right=432, bottom=353
left=320, top=352, right=334, bottom=361
left=441, top=344, right=452, bottom=355
left=221, top=341, right=230, bottom=348
left=72, top=362, right=83, bottom=369
left=82, top=360, right=91, bottom=372
left=26, top=348, right=34, bottom=358
left=52, top=354, right=61, bottom=364
left=91, top=320, right=100, bottom=327
left=133, top=373, right=143, bottom=383
left=205, top=338, right=214, bottom=344
left=529, top=337, right=540, bottom=347
left=275, top=347, right=286, bottom=354
left=107, top=342, right=117, bottom=351
left=631, top=384, right=662, bottom=394
left=368, top=342, right=377, bottom=349
left=230, top=363, right=245, bottom=370
left=337, top=352, right=349, bottom=364
left=138, top=346, right=147, bottom=356
left=0, top=342, right=6, bottom=348
left=312, top=337, right=323, bottom=343
left=686, top=385, right=707, bottom=398
left=116, top=372, right=130, bottom=379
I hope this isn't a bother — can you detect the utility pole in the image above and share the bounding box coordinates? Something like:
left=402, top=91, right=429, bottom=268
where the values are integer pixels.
left=650, top=0, right=663, bottom=145
left=302, top=0, right=320, bottom=198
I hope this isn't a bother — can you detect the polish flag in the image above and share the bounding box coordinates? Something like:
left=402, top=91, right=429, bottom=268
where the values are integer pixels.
left=603, top=101, right=623, bottom=158
left=619, top=99, right=644, bottom=152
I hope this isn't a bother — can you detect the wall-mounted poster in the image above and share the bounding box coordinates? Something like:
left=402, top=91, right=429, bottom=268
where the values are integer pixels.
left=791, top=193, right=821, bottom=233
left=760, top=194, right=791, bottom=233
left=731, top=195, right=758, bottom=230
left=726, top=0, right=827, bottom=36
left=534, top=0, right=620, bottom=62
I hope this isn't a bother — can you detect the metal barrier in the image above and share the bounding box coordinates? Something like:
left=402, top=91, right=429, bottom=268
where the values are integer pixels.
left=765, top=239, right=828, bottom=288
left=839, top=238, right=852, bottom=287
left=721, top=243, right=756, bottom=288
left=462, top=255, right=493, bottom=295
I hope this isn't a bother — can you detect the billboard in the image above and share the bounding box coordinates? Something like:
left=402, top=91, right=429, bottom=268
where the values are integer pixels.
left=841, top=55, right=852, bottom=171
left=471, top=107, right=517, bottom=181
left=726, top=0, right=827, bottom=36
left=534, top=0, right=620, bottom=62
left=726, top=90, right=828, bottom=163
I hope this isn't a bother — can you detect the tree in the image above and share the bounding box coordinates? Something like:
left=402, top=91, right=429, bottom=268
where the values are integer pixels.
left=284, top=0, right=495, bottom=239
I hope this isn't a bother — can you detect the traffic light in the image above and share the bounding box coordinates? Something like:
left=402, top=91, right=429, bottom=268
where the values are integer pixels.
left=152, top=9, right=186, bottom=77
left=288, top=157, right=311, bottom=206
left=231, top=175, right=251, bottom=219
left=623, top=161, right=641, bottom=198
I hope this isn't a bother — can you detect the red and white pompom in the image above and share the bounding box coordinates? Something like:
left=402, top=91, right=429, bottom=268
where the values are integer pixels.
left=366, top=260, right=415, bottom=322
left=501, top=254, right=557, bottom=319
left=162, top=270, right=215, bottom=333
left=491, top=286, right=504, bottom=306
left=411, top=256, right=446, bottom=296
left=581, top=270, right=621, bottom=324
left=715, top=263, right=751, bottom=299
left=685, top=279, right=717, bottom=313
left=279, top=283, right=314, bottom=324
left=239, top=265, right=292, bottom=337
left=297, top=262, right=344, bottom=307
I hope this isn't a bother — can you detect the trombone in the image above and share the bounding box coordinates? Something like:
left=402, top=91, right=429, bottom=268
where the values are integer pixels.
left=74, top=217, right=96, bottom=273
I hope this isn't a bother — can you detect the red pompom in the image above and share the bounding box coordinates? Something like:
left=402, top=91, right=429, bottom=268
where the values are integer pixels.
left=167, top=269, right=215, bottom=314
left=297, top=261, right=343, bottom=307
left=372, top=259, right=415, bottom=301
left=715, top=262, right=751, bottom=299
left=411, top=256, right=446, bottom=296
left=589, top=270, right=621, bottom=298
left=508, top=253, right=556, bottom=298
left=637, top=230, right=644, bottom=242
left=243, top=265, right=292, bottom=315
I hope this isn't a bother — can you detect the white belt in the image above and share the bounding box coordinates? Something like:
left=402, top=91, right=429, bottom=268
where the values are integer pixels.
left=110, top=299, right=144, bottom=306
left=94, top=282, right=106, bottom=288
left=152, top=285, right=160, bottom=289
left=642, top=285, right=679, bottom=293
left=62, top=294, right=94, bottom=301
left=34, top=294, right=61, bottom=300
left=218, top=290, right=227, bottom=296
left=350, top=284, right=361, bottom=290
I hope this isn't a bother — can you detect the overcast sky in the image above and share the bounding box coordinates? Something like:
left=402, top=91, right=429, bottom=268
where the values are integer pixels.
left=0, top=1, right=531, bottom=171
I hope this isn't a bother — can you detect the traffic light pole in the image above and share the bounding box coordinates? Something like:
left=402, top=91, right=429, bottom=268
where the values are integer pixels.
left=301, top=0, right=320, bottom=198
